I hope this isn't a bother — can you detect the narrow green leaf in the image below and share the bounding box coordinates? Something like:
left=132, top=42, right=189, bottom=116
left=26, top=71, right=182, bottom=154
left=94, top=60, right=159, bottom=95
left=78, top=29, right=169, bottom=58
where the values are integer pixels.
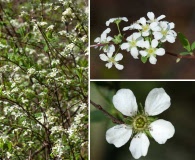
left=178, top=32, right=191, bottom=51
left=180, top=52, right=190, bottom=55
left=141, top=56, right=148, bottom=63
left=191, top=41, right=195, bottom=51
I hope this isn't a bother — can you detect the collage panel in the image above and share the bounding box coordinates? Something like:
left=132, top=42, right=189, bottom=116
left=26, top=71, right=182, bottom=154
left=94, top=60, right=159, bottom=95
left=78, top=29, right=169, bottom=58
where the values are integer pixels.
left=90, top=81, right=195, bottom=160
left=90, top=0, right=195, bottom=79
left=0, top=0, right=88, bottom=159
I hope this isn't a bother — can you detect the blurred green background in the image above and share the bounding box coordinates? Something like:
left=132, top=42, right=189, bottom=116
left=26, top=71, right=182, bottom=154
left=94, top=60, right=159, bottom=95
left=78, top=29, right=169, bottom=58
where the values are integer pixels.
left=90, top=81, right=195, bottom=160
left=90, top=0, right=195, bottom=79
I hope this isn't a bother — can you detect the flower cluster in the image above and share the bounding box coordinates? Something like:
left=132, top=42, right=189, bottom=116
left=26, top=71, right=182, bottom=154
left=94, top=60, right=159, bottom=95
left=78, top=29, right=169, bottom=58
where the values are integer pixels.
left=106, top=88, right=175, bottom=159
left=93, top=12, right=177, bottom=69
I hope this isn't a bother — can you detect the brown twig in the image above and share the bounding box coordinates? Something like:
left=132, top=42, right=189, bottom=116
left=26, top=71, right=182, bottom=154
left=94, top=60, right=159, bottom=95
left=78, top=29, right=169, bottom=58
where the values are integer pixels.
left=90, top=100, right=124, bottom=124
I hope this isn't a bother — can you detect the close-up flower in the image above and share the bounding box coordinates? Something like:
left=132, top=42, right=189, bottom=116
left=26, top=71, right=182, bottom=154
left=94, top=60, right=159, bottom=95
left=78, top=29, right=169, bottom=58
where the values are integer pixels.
left=94, top=28, right=114, bottom=52
left=153, top=21, right=177, bottom=43
left=99, top=48, right=124, bottom=70
left=139, top=39, right=165, bottom=64
left=121, top=32, right=145, bottom=59
left=106, top=88, right=175, bottom=159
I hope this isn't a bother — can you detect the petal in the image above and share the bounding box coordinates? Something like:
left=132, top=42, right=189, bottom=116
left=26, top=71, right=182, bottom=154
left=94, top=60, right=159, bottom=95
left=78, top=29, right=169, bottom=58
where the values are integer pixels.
left=113, top=89, right=138, bottom=116
left=149, top=56, right=157, bottom=64
left=123, top=26, right=131, bottom=31
left=147, top=12, right=155, bottom=20
left=166, top=35, right=175, bottom=43
left=105, top=62, right=113, bottom=69
left=129, top=133, right=150, bottom=159
left=139, top=17, right=146, bottom=25
left=151, top=39, right=158, bottom=48
left=107, top=36, right=113, bottom=42
left=132, top=32, right=141, bottom=40
left=106, top=44, right=115, bottom=53
left=131, top=47, right=139, bottom=59
left=145, top=88, right=171, bottom=116
left=107, top=51, right=113, bottom=58
left=156, top=48, right=165, bottom=56
left=150, top=22, right=158, bottom=29
left=115, top=63, right=124, bottom=70
left=157, top=15, right=166, bottom=21
left=142, top=31, right=149, bottom=37
left=144, top=41, right=150, bottom=49
left=101, top=28, right=111, bottom=40
left=114, top=53, right=123, bottom=61
left=168, top=22, right=175, bottom=29
left=133, top=24, right=142, bottom=30
left=149, top=119, right=175, bottom=144
left=139, top=51, right=148, bottom=57
left=121, top=43, right=130, bottom=50
left=94, top=37, right=100, bottom=43
left=106, top=125, right=132, bottom=147
left=99, top=54, right=109, bottom=61
left=153, top=32, right=163, bottom=40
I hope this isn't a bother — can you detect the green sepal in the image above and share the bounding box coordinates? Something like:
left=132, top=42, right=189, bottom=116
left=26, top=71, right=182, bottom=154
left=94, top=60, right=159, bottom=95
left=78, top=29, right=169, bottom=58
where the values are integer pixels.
left=112, top=34, right=123, bottom=44
left=141, top=56, right=148, bottom=63
left=178, top=32, right=191, bottom=51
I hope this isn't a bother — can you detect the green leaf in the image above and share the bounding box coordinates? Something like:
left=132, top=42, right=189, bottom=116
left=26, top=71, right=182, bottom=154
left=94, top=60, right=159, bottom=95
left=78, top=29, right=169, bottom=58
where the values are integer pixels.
left=180, top=52, right=190, bottom=55
left=178, top=32, right=191, bottom=51
left=191, top=41, right=195, bottom=51
left=141, top=56, right=148, bottom=63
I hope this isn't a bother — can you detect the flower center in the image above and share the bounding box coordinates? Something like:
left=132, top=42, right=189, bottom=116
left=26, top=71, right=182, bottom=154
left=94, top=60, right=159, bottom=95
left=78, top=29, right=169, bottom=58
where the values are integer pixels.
left=133, top=115, right=148, bottom=132
left=147, top=48, right=156, bottom=55
left=130, top=40, right=137, bottom=47
left=108, top=57, right=115, bottom=63
left=161, top=30, right=168, bottom=36
left=142, top=25, right=149, bottom=32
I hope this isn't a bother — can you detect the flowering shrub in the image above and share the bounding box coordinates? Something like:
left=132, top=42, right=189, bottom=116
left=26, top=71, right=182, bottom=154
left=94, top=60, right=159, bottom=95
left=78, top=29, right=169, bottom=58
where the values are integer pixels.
left=93, top=12, right=179, bottom=69
left=0, top=0, right=88, bottom=159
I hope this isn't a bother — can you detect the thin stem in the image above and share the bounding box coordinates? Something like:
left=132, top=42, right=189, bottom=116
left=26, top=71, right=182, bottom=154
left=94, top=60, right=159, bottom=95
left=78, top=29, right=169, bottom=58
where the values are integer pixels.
left=90, top=100, right=124, bottom=124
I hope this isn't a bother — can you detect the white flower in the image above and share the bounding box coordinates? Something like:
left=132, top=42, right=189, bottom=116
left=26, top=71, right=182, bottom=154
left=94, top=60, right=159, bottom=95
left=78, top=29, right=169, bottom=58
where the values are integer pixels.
left=153, top=21, right=177, bottom=43
left=139, top=39, right=165, bottom=64
left=94, top=28, right=114, bottom=53
left=121, top=32, right=145, bottom=59
left=106, top=17, right=128, bottom=26
left=106, top=88, right=175, bottom=159
left=99, top=49, right=124, bottom=70
left=147, top=12, right=165, bottom=27
left=62, top=8, right=72, bottom=16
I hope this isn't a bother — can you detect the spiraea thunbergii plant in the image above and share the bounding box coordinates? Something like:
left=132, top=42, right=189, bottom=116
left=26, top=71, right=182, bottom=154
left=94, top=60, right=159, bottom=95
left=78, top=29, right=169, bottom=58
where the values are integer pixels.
left=0, top=0, right=88, bottom=159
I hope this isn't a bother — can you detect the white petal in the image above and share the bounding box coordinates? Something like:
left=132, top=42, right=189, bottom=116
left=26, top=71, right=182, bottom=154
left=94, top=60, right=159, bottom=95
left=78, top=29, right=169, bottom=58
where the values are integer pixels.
left=168, top=22, right=175, bottom=29
left=151, top=39, right=158, bottom=48
left=94, top=37, right=100, bottom=43
left=133, top=24, right=142, bottom=30
left=121, top=17, right=128, bottom=22
left=144, top=41, right=150, bottom=49
left=153, top=32, right=163, bottom=40
left=106, top=125, right=132, bottom=147
left=113, top=89, right=138, bottom=116
left=121, top=43, right=130, bottom=50
left=99, top=54, right=109, bottom=61
left=136, top=40, right=145, bottom=48
left=147, top=12, right=155, bottom=20
left=101, top=28, right=111, bottom=40
left=149, top=119, right=175, bottom=144
left=105, top=62, right=113, bottom=69
left=152, top=26, right=161, bottom=32
left=156, top=48, right=165, bottom=56
left=150, top=22, right=158, bottom=29
left=145, top=88, right=171, bottom=116
left=166, top=35, right=175, bottom=43
left=139, top=17, right=146, bottom=25
left=129, top=133, right=150, bottom=159
left=142, top=31, right=149, bottom=37
left=115, top=63, right=124, bottom=70
left=132, top=32, right=141, bottom=40
left=149, top=56, right=157, bottom=64
left=115, top=53, right=123, bottom=61
left=107, top=51, right=113, bottom=58
left=123, top=26, right=131, bottom=31
left=131, top=47, right=139, bottom=59
left=139, top=51, right=148, bottom=57
left=157, top=15, right=166, bottom=21
left=107, top=36, right=113, bottom=42
left=106, top=44, right=115, bottom=53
